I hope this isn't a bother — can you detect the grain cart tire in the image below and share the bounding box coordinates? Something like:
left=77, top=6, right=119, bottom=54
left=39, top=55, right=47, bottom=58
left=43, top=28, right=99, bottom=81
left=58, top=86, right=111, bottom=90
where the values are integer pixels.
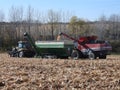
left=88, top=51, right=96, bottom=60
left=71, top=50, right=79, bottom=60
left=19, top=51, right=24, bottom=57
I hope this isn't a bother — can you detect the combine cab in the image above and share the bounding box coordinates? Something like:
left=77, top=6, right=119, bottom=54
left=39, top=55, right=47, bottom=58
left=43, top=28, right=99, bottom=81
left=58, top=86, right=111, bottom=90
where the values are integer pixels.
left=58, top=32, right=112, bottom=59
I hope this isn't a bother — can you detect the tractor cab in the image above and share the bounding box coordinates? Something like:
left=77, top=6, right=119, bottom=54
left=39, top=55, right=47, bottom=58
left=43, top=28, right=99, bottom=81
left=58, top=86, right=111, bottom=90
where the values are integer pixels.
left=18, top=41, right=32, bottom=49
left=16, top=41, right=35, bottom=57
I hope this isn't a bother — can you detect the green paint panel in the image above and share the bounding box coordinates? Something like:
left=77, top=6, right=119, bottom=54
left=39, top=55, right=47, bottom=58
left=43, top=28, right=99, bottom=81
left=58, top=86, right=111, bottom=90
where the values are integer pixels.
left=35, top=41, right=74, bottom=58
left=36, top=42, right=64, bottom=48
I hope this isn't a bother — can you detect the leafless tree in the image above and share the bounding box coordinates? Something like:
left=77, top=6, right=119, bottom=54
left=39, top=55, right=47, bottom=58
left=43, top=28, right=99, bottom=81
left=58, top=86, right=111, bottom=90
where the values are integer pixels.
left=9, top=6, right=23, bottom=22
left=47, top=9, right=61, bottom=40
left=33, top=10, right=43, bottom=40
left=94, top=15, right=107, bottom=40
left=0, top=9, right=5, bottom=22
left=26, top=5, right=34, bottom=35
left=9, top=6, right=18, bottom=43
left=108, top=14, right=120, bottom=40
left=60, top=11, right=73, bottom=39
left=0, top=9, right=5, bottom=47
left=9, top=6, right=24, bottom=42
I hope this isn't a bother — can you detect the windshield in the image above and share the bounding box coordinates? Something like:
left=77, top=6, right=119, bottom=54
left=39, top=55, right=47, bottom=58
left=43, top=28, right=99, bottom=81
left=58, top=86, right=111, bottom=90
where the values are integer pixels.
left=18, top=42, right=31, bottom=48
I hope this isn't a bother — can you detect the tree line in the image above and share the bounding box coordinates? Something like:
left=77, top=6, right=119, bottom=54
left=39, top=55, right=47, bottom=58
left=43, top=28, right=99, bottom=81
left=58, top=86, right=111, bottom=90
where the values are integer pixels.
left=0, top=6, right=120, bottom=52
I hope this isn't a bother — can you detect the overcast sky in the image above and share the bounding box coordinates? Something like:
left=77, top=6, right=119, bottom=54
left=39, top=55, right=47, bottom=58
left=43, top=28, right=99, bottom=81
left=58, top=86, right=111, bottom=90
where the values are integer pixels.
left=0, top=0, right=120, bottom=21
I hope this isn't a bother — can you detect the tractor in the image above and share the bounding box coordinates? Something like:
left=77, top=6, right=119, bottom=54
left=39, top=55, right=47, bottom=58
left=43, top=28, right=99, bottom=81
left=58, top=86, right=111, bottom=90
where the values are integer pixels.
left=8, top=40, right=35, bottom=57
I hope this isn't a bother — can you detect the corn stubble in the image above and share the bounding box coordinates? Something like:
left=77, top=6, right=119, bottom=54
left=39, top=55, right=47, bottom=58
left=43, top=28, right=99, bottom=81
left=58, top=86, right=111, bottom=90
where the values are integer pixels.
left=0, top=53, right=120, bottom=90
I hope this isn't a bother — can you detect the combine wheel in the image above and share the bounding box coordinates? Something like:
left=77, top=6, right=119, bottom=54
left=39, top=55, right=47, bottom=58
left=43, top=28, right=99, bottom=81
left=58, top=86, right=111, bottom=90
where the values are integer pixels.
left=71, top=50, right=79, bottom=60
left=88, top=51, right=96, bottom=60
left=19, top=51, right=24, bottom=57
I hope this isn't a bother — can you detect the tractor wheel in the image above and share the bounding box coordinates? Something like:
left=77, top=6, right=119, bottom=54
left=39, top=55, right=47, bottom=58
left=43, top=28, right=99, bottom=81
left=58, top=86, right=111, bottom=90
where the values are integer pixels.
left=88, top=51, right=96, bottom=60
left=19, top=51, right=24, bottom=58
left=71, top=50, right=79, bottom=60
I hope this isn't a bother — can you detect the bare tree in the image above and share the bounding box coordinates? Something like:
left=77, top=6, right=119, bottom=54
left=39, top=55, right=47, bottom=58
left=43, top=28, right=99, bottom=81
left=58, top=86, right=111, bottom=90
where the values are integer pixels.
left=0, top=9, right=5, bottom=47
left=94, top=15, right=107, bottom=40
left=26, top=5, right=34, bottom=35
left=9, top=6, right=24, bottom=42
left=9, top=6, right=23, bottom=22
left=9, top=6, right=18, bottom=44
left=33, top=10, right=42, bottom=40
left=0, top=9, right=5, bottom=22
left=60, top=11, right=73, bottom=38
left=108, top=14, right=120, bottom=40
left=47, top=9, right=60, bottom=40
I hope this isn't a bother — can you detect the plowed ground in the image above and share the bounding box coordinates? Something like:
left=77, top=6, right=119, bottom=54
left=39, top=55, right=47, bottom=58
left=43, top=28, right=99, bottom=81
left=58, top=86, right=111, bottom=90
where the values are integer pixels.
left=0, top=53, right=120, bottom=90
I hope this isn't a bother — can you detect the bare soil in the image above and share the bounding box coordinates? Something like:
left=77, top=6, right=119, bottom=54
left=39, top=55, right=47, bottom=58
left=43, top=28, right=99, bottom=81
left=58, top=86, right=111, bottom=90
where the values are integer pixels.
left=0, top=53, right=120, bottom=90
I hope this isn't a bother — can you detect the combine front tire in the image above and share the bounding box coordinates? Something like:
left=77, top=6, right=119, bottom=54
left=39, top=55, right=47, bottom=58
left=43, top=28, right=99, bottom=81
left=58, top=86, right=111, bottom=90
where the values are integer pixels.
left=88, top=51, right=96, bottom=60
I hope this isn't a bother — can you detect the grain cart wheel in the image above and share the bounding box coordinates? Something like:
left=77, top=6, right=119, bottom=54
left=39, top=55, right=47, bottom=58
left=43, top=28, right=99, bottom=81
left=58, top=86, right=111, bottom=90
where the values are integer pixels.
left=88, top=51, right=96, bottom=60
left=71, top=50, right=79, bottom=60
left=19, top=51, right=24, bottom=58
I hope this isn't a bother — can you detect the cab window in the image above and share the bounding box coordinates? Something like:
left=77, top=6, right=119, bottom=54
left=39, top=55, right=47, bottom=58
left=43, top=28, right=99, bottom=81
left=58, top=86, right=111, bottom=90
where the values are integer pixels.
left=18, top=43, right=23, bottom=48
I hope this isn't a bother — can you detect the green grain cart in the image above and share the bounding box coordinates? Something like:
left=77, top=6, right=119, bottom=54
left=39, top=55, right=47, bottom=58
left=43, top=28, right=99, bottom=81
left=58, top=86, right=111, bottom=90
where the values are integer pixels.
left=35, top=41, right=73, bottom=58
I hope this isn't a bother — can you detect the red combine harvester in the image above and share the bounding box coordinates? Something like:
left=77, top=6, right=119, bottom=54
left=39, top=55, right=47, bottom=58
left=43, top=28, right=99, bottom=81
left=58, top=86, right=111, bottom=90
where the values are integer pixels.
left=58, top=32, right=112, bottom=59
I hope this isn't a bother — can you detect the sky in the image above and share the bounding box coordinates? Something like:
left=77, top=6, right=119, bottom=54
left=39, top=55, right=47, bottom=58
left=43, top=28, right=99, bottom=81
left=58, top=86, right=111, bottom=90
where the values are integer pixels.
left=0, top=0, right=120, bottom=21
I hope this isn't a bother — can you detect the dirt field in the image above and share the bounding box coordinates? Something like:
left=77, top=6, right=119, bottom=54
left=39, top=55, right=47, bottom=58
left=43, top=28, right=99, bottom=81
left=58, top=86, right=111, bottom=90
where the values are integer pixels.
left=0, top=53, right=120, bottom=90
